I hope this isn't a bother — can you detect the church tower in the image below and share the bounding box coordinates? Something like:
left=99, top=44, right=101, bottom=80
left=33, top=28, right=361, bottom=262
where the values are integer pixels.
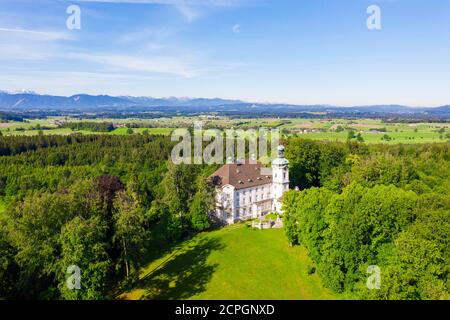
left=272, top=145, right=289, bottom=212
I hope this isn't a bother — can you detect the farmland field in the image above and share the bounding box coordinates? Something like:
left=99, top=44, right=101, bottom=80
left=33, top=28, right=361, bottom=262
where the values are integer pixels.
left=0, top=116, right=449, bottom=144
left=110, top=127, right=175, bottom=135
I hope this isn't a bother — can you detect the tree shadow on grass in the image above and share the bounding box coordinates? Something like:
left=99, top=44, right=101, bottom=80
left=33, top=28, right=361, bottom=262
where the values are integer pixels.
left=138, top=236, right=225, bottom=300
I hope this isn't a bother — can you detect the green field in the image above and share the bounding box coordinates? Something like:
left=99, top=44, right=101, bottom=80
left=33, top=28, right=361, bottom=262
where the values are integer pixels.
left=281, top=119, right=449, bottom=144
left=1, top=116, right=449, bottom=144
left=290, top=130, right=445, bottom=144
left=0, top=120, right=175, bottom=137
left=110, top=127, right=175, bottom=135
left=120, top=224, right=338, bottom=300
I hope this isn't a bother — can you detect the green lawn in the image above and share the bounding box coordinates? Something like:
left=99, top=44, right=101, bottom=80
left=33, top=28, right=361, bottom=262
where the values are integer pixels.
left=120, top=224, right=338, bottom=300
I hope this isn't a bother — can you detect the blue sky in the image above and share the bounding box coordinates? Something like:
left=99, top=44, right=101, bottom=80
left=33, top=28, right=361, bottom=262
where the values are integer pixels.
left=0, top=0, right=449, bottom=106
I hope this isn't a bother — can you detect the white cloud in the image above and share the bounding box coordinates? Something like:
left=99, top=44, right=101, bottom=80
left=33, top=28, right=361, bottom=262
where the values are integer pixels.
left=0, top=27, right=243, bottom=80
left=176, top=3, right=200, bottom=22
left=0, top=70, right=162, bottom=96
left=0, top=0, right=249, bottom=94
left=73, top=0, right=243, bottom=6
left=116, top=26, right=178, bottom=44
left=68, top=52, right=200, bottom=78
left=0, top=27, right=74, bottom=41
left=74, top=0, right=248, bottom=22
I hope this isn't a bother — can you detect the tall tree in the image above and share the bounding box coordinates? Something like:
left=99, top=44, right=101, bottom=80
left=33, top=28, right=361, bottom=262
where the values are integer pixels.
left=188, top=176, right=214, bottom=231
left=58, top=216, right=111, bottom=300
left=0, top=222, right=17, bottom=298
left=112, top=188, right=147, bottom=280
left=161, top=162, right=199, bottom=233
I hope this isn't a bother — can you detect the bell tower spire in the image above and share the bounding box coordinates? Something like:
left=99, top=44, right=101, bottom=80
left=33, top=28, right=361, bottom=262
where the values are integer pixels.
left=272, top=145, right=289, bottom=212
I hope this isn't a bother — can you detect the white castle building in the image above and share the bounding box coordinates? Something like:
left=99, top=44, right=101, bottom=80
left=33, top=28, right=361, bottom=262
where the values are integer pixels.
left=209, top=145, right=289, bottom=225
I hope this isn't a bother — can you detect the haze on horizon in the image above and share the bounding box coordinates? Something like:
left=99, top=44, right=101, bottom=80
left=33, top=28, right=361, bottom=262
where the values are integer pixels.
left=0, top=0, right=449, bottom=107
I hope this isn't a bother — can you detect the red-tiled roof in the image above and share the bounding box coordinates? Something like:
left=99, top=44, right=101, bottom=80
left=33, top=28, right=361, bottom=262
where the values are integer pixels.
left=209, top=162, right=272, bottom=190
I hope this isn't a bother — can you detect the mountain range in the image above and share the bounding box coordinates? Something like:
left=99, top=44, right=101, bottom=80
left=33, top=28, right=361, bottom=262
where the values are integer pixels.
left=0, top=91, right=449, bottom=116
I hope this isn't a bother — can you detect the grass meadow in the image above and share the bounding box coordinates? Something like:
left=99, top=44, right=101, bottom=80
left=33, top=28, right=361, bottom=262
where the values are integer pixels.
left=119, top=223, right=338, bottom=300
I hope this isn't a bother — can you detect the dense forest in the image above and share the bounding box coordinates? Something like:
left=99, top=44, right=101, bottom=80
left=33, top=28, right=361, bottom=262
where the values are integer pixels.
left=0, top=134, right=216, bottom=299
left=284, top=139, right=450, bottom=299
left=0, top=134, right=449, bottom=299
left=57, top=122, right=116, bottom=132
